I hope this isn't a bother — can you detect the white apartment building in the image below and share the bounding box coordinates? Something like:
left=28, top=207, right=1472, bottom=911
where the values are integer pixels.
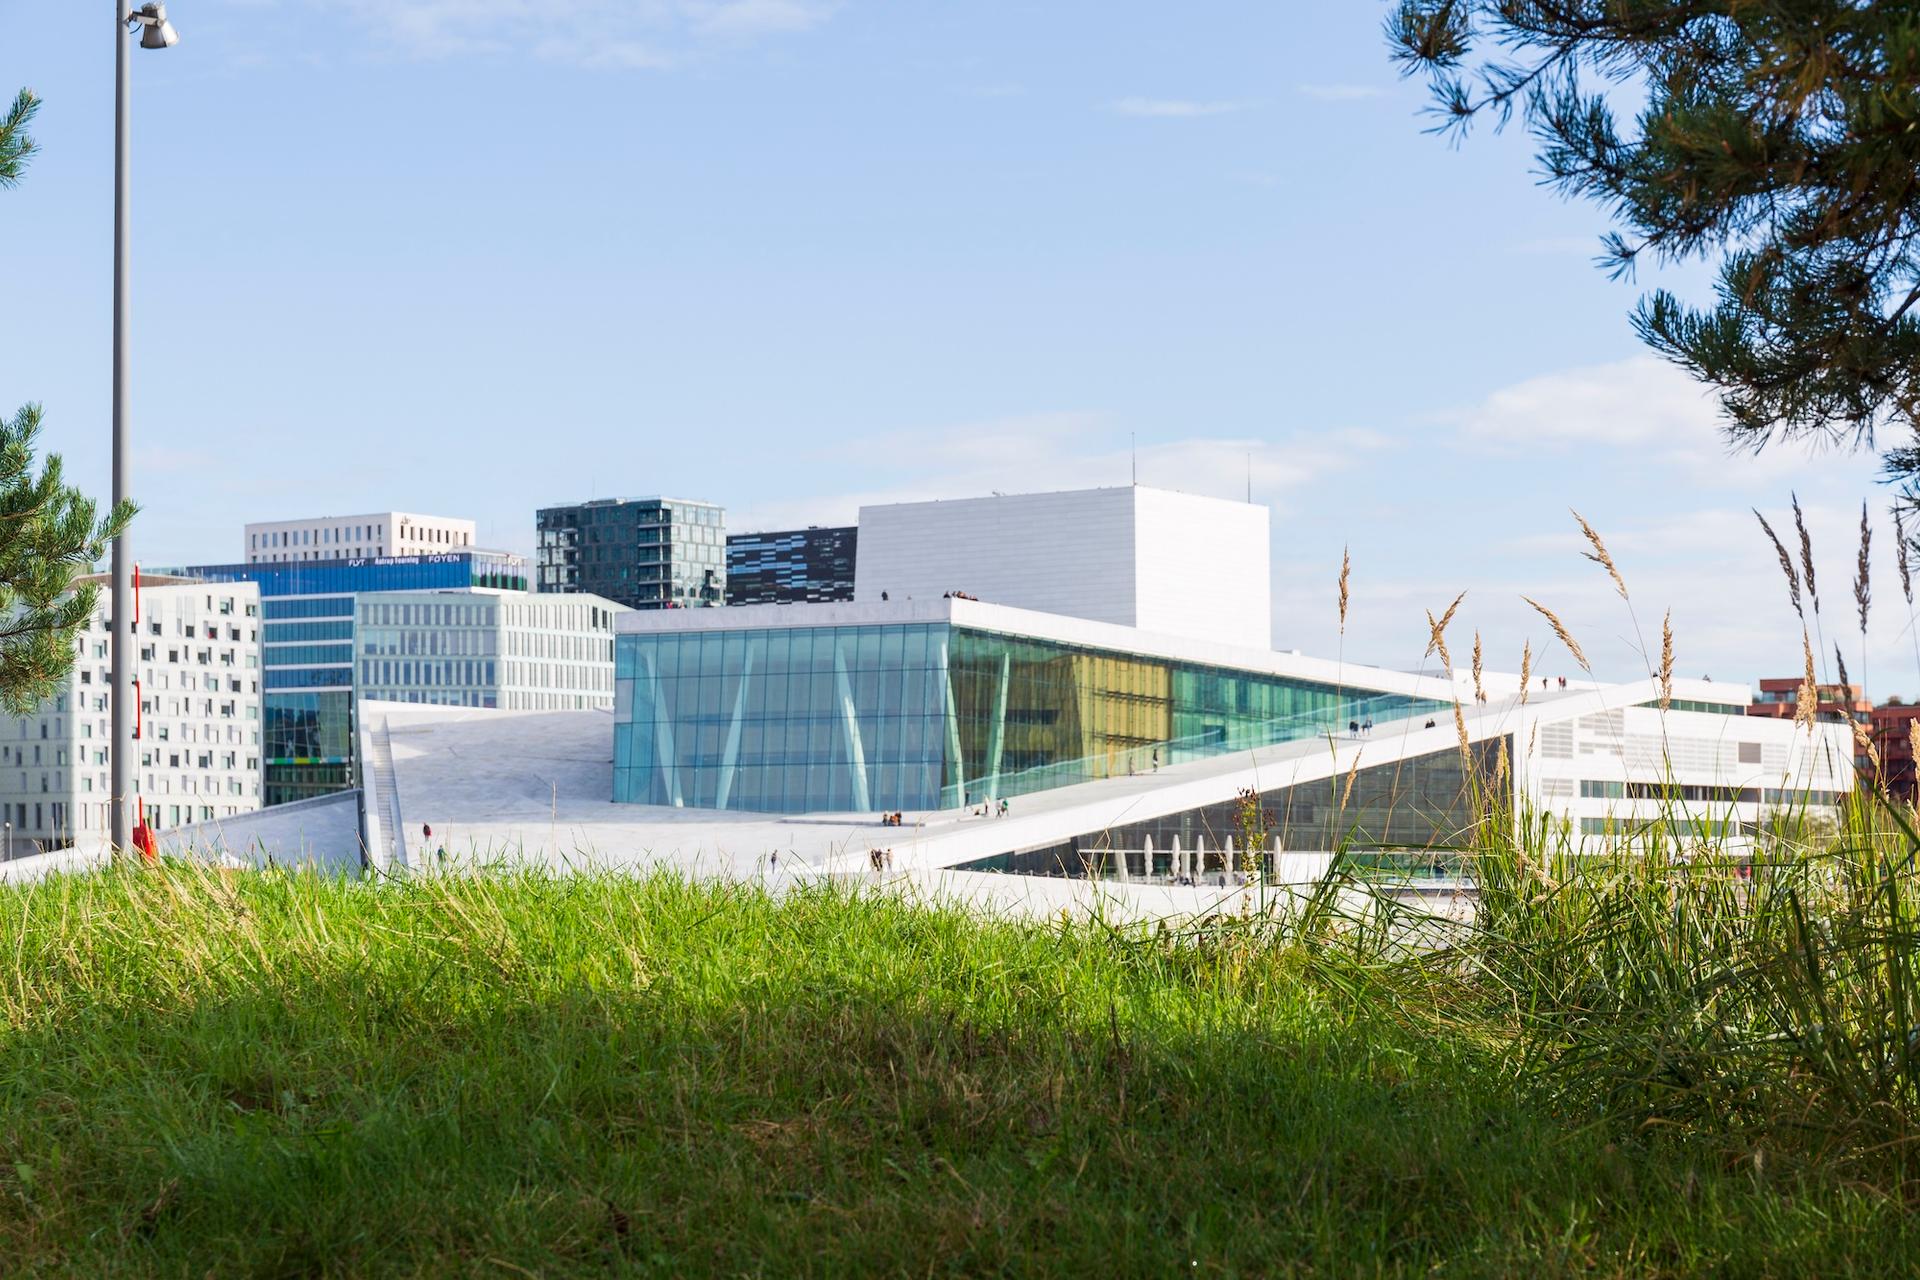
left=853, top=486, right=1273, bottom=650
left=0, top=576, right=263, bottom=859
left=356, top=591, right=625, bottom=712
left=245, top=512, right=477, bottom=564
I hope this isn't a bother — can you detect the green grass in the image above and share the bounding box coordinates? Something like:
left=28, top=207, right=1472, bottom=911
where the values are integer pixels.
left=2, top=864, right=1915, bottom=1277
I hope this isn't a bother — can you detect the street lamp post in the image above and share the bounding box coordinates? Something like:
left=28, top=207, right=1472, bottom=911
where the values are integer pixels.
left=109, top=2, right=177, bottom=856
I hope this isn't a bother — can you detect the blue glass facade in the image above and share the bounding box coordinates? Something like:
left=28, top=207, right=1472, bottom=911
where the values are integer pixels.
left=165, top=552, right=530, bottom=803
left=614, top=621, right=1445, bottom=814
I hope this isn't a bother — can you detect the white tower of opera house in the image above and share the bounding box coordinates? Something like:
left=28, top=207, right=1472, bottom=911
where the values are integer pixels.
left=853, top=485, right=1272, bottom=650
left=0, top=574, right=263, bottom=861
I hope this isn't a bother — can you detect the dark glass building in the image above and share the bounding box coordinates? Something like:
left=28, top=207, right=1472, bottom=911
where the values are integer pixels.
left=536, top=498, right=725, bottom=611
left=165, top=551, right=529, bottom=805
left=725, top=526, right=857, bottom=606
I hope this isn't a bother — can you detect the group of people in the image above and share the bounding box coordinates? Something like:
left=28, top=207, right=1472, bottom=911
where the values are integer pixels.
left=942, top=590, right=980, bottom=601
left=1347, top=717, right=1375, bottom=738
left=1541, top=675, right=1569, bottom=690
left=972, top=797, right=1009, bottom=818
left=879, top=811, right=907, bottom=827
left=868, top=847, right=895, bottom=872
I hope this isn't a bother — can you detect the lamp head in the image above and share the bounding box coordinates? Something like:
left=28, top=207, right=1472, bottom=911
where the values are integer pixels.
left=134, top=3, right=179, bottom=48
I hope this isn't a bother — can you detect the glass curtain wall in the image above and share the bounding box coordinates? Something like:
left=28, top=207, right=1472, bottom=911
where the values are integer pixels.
left=956, top=741, right=1509, bottom=880
left=615, top=622, right=1445, bottom=815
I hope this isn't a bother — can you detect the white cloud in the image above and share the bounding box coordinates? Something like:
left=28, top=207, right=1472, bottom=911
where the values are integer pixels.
left=1446, top=356, right=1719, bottom=449
left=1295, top=83, right=1382, bottom=102
left=725, top=412, right=1373, bottom=534
left=1439, top=355, right=1853, bottom=489
left=315, top=0, right=838, bottom=64
left=1106, top=97, right=1245, bottom=119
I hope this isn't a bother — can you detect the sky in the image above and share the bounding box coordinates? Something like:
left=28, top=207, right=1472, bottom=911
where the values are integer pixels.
left=1, top=1, right=1909, bottom=694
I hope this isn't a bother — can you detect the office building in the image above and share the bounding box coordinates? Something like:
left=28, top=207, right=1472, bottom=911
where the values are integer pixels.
left=725, top=526, right=857, bottom=605
left=536, top=497, right=725, bottom=610
left=169, top=552, right=531, bottom=804
left=245, top=512, right=476, bottom=564
left=853, top=486, right=1272, bottom=650
left=356, top=591, right=623, bottom=711
left=0, top=575, right=262, bottom=858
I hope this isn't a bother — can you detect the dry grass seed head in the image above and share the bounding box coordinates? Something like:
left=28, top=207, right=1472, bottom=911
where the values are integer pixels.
left=1853, top=720, right=1881, bottom=777
left=1340, top=757, right=1359, bottom=810
left=1855, top=501, right=1872, bottom=636
left=1755, top=509, right=1804, bottom=620
left=1792, top=492, right=1820, bottom=614
left=1896, top=505, right=1914, bottom=607
left=1795, top=629, right=1818, bottom=732
left=1573, top=509, right=1627, bottom=600
left=1659, top=611, right=1673, bottom=711
left=1426, top=609, right=1455, bottom=676
left=1472, top=631, right=1485, bottom=704
left=1520, top=596, right=1589, bottom=671
left=1834, top=644, right=1850, bottom=695
left=1337, top=546, right=1350, bottom=634
left=1519, top=639, right=1531, bottom=705
left=1425, top=591, right=1465, bottom=659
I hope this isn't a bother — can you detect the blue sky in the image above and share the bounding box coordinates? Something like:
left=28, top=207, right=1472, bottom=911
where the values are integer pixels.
left=2, top=1, right=1906, bottom=691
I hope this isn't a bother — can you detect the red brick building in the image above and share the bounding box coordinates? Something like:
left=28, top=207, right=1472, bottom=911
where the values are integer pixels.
left=1870, top=700, right=1920, bottom=803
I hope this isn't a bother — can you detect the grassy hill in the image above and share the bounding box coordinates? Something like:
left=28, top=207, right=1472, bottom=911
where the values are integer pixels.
left=0, top=861, right=1915, bottom=1277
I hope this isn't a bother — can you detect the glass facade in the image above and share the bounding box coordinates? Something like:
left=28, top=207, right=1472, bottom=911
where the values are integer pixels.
left=537, top=498, right=725, bottom=610
left=725, top=526, right=857, bottom=605
left=165, top=552, right=531, bottom=804
left=955, top=742, right=1506, bottom=880
left=613, top=621, right=1446, bottom=814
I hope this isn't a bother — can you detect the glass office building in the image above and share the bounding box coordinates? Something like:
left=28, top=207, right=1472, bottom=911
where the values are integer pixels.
left=613, top=617, right=1445, bottom=814
left=167, top=552, right=530, bottom=804
left=537, top=497, right=725, bottom=610
left=725, top=526, right=857, bottom=605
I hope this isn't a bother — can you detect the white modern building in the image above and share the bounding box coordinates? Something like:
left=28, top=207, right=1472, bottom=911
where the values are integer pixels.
left=610, top=594, right=1851, bottom=851
left=245, top=512, right=477, bottom=564
left=853, top=486, right=1272, bottom=650
left=356, top=591, right=625, bottom=711
left=29, top=484, right=1846, bottom=890
left=0, top=575, right=263, bottom=859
